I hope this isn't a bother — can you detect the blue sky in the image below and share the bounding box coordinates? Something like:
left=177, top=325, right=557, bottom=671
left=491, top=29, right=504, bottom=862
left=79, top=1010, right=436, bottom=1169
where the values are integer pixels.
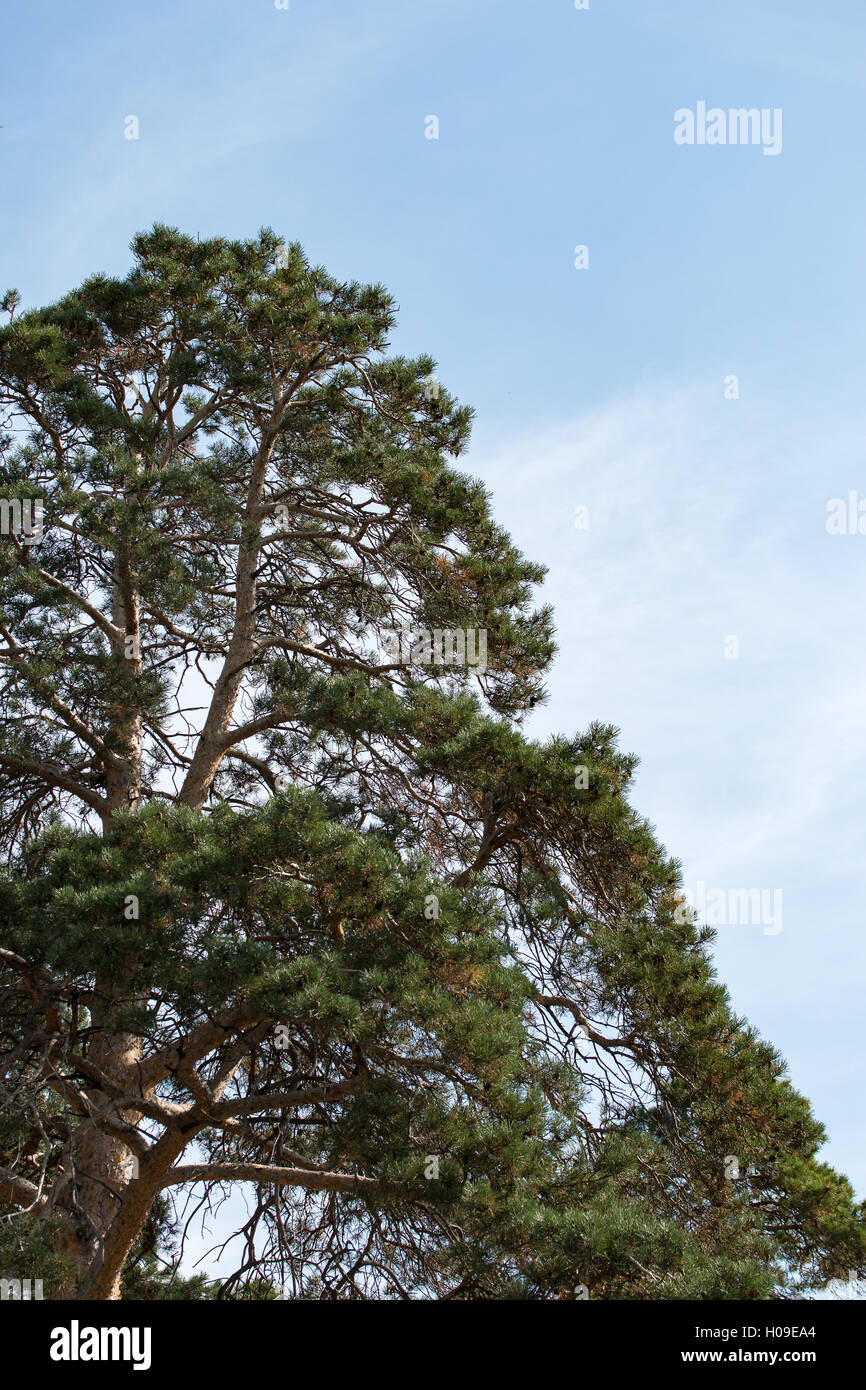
left=3, top=0, right=865, bottom=1277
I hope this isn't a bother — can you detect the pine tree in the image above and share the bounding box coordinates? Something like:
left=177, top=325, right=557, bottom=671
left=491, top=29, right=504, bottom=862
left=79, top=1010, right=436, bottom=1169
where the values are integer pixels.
left=0, top=227, right=862, bottom=1300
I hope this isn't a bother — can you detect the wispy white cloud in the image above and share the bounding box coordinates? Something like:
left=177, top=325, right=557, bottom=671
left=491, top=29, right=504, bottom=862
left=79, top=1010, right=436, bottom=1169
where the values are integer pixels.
left=473, top=379, right=866, bottom=879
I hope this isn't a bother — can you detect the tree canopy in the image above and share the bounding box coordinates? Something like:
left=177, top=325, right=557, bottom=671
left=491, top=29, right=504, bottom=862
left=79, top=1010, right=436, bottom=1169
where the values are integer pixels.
left=0, top=227, right=862, bottom=1300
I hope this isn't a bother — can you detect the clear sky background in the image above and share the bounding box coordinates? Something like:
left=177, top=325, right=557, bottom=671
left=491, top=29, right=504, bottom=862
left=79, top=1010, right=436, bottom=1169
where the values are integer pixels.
left=3, top=0, right=865, bottom=1282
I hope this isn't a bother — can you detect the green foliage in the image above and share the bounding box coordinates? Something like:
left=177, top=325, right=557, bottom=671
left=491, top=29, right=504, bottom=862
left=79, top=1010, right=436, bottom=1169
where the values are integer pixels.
left=0, top=227, right=862, bottom=1299
left=0, top=1212, right=74, bottom=1293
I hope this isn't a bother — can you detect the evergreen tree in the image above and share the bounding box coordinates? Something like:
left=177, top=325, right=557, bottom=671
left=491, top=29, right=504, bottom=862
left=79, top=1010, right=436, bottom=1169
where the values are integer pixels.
left=0, top=227, right=862, bottom=1299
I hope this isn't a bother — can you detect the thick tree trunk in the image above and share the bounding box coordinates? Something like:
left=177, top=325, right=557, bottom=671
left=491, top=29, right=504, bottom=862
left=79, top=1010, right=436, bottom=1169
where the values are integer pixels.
left=72, top=1026, right=143, bottom=1298
left=70, top=556, right=147, bottom=1297
left=83, top=1130, right=191, bottom=1301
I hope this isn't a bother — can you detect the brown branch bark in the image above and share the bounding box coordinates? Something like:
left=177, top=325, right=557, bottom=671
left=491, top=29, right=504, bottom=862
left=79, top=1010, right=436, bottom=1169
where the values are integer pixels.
left=161, top=1162, right=383, bottom=1197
